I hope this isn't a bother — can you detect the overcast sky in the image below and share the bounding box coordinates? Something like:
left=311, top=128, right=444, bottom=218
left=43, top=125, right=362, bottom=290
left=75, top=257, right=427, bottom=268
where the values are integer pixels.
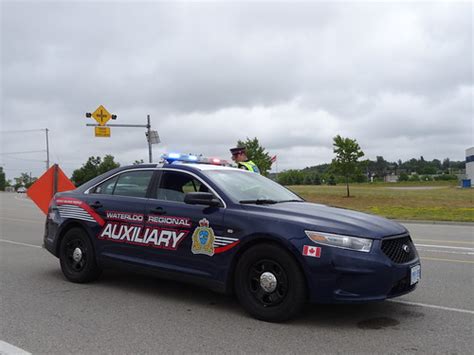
left=1, top=1, right=472, bottom=180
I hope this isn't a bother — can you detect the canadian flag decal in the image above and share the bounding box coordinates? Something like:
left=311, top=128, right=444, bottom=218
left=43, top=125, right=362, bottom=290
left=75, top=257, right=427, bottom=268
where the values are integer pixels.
left=302, top=245, right=321, bottom=258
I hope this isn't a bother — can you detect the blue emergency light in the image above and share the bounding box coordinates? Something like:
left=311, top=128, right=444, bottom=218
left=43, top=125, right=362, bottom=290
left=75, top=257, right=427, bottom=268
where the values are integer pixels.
left=161, top=153, right=230, bottom=166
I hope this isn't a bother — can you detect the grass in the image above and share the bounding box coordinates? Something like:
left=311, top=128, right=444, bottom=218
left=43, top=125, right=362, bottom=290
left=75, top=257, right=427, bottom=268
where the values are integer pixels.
left=287, top=181, right=474, bottom=222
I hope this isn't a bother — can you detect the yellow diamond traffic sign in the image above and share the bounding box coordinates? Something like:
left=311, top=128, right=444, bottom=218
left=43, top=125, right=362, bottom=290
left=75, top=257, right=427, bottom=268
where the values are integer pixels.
left=91, top=105, right=112, bottom=126
left=95, top=126, right=111, bottom=137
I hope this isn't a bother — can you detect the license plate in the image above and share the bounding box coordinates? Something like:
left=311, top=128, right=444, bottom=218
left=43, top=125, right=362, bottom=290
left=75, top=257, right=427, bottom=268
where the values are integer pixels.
left=410, top=264, right=421, bottom=285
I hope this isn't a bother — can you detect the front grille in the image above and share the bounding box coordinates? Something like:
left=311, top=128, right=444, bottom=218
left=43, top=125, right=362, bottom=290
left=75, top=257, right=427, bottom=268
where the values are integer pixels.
left=381, top=235, right=417, bottom=264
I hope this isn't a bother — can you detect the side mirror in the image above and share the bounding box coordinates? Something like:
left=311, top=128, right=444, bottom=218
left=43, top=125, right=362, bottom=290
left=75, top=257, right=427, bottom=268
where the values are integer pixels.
left=184, top=192, right=221, bottom=207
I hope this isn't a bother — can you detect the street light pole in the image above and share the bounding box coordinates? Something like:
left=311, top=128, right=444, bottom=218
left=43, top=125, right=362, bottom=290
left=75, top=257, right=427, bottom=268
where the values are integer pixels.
left=147, top=115, right=152, bottom=163
left=45, top=128, right=50, bottom=170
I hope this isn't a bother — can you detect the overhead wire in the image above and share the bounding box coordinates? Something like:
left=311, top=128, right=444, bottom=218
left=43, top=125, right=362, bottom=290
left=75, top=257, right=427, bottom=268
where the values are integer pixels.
left=1, top=129, right=49, bottom=179
left=0, top=129, right=46, bottom=133
left=2, top=156, right=46, bottom=162
left=0, top=150, right=46, bottom=155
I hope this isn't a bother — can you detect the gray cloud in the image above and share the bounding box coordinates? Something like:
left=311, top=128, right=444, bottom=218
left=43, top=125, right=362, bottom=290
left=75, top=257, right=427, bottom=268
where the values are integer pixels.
left=1, top=1, right=472, bottom=180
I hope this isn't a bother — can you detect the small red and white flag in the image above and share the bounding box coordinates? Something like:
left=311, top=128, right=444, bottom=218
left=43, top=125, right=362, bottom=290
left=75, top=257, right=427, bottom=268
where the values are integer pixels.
left=270, top=155, right=277, bottom=163
left=302, top=245, right=321, bottom=258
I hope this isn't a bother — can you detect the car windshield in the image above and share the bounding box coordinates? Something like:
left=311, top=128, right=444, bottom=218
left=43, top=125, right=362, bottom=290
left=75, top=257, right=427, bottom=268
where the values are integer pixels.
left=203, top=169, right=303, bottom=204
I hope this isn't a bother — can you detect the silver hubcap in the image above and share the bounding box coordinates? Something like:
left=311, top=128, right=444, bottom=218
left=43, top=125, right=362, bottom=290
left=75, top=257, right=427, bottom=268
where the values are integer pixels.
left=260, top=272, right=277, bottom=293
left=72, top=247, right=83, bottom=262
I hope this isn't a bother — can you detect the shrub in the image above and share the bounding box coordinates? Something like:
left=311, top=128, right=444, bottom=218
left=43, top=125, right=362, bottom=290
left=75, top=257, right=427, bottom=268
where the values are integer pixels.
left=399, top=172, right=409, bottom=182
left=434, top=174, right=458, bottom=181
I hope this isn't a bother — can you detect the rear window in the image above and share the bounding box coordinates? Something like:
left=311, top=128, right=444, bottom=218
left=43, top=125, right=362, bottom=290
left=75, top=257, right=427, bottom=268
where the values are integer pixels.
left=93, top=170, right=153, bottom=198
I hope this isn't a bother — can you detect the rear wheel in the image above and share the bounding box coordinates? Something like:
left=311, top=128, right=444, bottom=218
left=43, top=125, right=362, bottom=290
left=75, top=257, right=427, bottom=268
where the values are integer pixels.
left=59, top=227, right=101, bottom=283
left=234, top=244, right=306, bottom=322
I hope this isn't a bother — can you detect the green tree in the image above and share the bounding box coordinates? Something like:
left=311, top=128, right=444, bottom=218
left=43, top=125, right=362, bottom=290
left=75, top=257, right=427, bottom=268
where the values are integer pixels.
left=0, top=167, right=5, bottom=191
left=277, top=170, right=303, bottom=185
left=327, top=174, right=336, bottom=186
left=133, top=159, right=145, bottom=165
left=72, top=155, right=120, bottom=186
left=442, top=158, right=450, bottom=172
left=13, top=172, right=37, bottom=189
left=311, top=173, right=322, bottom=185
left=374, top=156, right=388, bottom=177
left=302, top=174, right=312, bottom=185
left=236, top=137, right=273, bottom=176
left=331, top=135, right=365, bottom=197
left=99, top=155, right=120, bottom=175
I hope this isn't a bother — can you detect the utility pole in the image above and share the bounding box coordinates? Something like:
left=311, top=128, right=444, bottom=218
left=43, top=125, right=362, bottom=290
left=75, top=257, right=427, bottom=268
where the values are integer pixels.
left=147, top=115, right=152, bottom=163
left=45, top=128, right=50, bottom=170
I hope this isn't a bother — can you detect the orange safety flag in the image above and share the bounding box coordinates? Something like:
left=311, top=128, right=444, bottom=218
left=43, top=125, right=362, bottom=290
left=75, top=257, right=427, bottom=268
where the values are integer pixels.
left=27, top=165, right=76, bottom=214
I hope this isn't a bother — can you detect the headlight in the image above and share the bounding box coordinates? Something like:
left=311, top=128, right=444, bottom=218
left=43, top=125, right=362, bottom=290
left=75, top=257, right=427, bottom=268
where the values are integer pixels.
left=305, top=231, right=373, bottom=253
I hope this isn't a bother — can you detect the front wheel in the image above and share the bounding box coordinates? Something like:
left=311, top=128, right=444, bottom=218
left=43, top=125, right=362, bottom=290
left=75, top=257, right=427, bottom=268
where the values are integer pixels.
left=234, top=244, right=306, bottom=322
left=59, top=227, right=101, bottom=283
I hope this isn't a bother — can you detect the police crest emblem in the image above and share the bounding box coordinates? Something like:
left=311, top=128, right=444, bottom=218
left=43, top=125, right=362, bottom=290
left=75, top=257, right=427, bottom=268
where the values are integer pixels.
left=191, top=218, right=215, bottom=256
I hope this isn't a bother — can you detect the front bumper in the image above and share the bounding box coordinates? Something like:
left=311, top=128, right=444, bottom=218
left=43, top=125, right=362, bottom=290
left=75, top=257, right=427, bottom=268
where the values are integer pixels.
left=303, top=239, right=420, bottom=303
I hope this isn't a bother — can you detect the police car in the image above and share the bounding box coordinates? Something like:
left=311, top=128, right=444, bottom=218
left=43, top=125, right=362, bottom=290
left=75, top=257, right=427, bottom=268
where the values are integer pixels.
left=44, top=154, right=421, bottom=322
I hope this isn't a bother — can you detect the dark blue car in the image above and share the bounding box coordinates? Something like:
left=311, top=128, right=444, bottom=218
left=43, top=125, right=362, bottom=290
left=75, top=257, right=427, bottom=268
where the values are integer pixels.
left=44, top=160, right=421, bottom=322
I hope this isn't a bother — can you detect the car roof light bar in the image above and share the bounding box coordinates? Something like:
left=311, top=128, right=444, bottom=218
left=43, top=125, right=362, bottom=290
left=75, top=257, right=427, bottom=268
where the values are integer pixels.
left=161, top=153, right=230, bottom=166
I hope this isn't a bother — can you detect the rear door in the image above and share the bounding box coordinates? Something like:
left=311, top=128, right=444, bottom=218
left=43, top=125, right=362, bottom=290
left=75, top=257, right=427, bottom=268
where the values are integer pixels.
left=83, top=169, right=155, bottom=260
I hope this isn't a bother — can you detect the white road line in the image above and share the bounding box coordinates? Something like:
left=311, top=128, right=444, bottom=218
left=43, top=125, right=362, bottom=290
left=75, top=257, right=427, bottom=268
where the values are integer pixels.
left=0, top=217, right=43, bottom=224
left=388, top=300, right=474, bottom=315
left=0, top=340, right=31, bottom=355
left=417, top=248, right=474, bottom=255
left=0, top=239, right=42, bottom=249
left=13, top=195, right=34, bottom=204
left=415, top=243, right=474, bottom=252
left=413, top=238, right=474, bottom=245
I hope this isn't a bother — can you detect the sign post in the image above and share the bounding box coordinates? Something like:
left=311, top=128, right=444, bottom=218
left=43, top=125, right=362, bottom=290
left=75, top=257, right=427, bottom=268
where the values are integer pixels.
left=147, top=114, right=152, bottom=163
left=85, top=106, right=159, bottom=162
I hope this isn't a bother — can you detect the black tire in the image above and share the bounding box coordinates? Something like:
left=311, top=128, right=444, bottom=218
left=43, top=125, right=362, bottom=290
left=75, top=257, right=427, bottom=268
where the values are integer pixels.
left=59, top=227, right=101, bottom=283
left=234, top=243, right=306, bottom=322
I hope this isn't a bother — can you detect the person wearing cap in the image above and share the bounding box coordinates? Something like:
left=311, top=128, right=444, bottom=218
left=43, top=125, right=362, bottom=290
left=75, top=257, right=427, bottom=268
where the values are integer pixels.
left=230, top=147, right=261, bottom=174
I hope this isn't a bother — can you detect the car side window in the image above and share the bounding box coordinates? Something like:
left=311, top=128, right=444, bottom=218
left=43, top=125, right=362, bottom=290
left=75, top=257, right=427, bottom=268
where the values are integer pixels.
left=112, top=170, right=154, bottom=198
left=93, top=175, right=119, bottom=195
left=155, top=171, right=210, bottom=202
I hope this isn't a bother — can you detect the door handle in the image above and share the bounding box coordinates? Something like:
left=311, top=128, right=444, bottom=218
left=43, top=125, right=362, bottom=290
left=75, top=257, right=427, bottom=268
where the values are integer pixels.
left=151, top=206, right=166, bottom=215
left=89, top=201, right=103, bottom=209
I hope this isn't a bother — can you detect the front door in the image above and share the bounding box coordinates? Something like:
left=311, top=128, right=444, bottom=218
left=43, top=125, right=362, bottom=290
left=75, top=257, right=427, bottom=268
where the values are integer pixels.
left=143, top=169, right=226, bottom=279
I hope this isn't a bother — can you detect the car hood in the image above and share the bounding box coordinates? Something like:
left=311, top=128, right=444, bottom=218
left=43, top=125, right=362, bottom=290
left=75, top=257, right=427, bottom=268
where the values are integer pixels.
left=246, top=202, right=407, bottom=239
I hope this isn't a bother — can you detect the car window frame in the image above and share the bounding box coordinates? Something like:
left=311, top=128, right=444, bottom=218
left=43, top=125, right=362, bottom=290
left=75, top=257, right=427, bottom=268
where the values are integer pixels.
left=152, top=168, right=226, bottom=208
left=92, top=174, right=119, bottom=195
left=112, top=170, right=155, bottom=199
left=85, top=168, right=156, bottom=200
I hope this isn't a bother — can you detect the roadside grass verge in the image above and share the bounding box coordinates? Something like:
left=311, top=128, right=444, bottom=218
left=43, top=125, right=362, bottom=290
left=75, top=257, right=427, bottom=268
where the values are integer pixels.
left=288, top=182, right=474, bottom=222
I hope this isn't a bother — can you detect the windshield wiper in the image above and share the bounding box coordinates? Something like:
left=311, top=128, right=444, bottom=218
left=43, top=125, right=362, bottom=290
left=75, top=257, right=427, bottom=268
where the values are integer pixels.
left=277, top=199, right=304, bottom=203
left=239, top=199, right=279, bottom=205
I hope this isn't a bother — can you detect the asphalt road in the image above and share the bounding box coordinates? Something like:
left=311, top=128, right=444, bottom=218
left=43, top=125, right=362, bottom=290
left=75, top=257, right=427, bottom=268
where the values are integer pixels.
left=1, top=192, right=473, bottom=354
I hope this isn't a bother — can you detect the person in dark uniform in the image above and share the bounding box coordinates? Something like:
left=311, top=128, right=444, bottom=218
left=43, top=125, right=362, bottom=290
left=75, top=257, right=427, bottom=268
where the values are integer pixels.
left=230, top=146, right=261, bottom=174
